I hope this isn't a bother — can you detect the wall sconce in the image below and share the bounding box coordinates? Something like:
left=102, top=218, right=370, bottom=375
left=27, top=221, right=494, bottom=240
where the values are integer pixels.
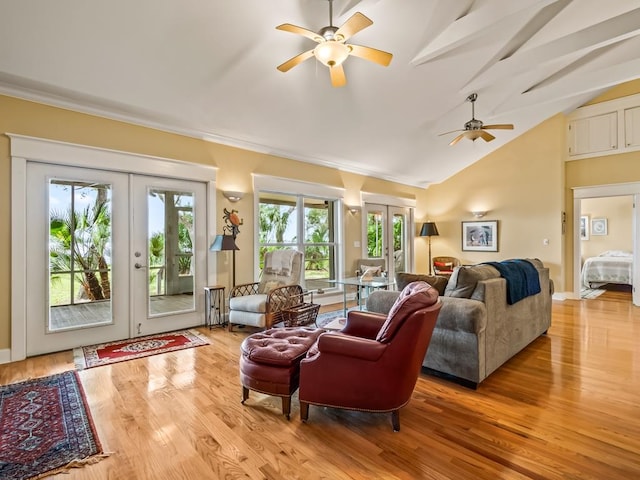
left=472, top=211, right=487, bottom=218
left=223, top=191, right=244, bottom=202
left=347, top=206, right=360, bottom=215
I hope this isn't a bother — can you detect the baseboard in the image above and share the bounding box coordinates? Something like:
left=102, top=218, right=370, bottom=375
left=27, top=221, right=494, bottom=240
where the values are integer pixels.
left=553, top=292, right=574, bottom=300
left=0, top=348, right=12, bottom=365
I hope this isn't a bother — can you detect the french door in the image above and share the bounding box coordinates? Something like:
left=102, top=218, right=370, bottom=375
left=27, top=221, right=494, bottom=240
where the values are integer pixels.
left=25, top=164, right=207, bottom=356
left=363, top=204, right=412, bottom=281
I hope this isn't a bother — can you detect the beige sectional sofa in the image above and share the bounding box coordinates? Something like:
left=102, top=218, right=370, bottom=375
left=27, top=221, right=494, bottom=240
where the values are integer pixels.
left=366, top=259, right=552, bottom=388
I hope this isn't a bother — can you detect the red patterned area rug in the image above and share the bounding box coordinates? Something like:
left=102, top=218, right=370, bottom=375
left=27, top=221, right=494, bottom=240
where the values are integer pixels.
left=73, top=329, right=210, bottom=370
left=0, top=370, right=106, bottom=480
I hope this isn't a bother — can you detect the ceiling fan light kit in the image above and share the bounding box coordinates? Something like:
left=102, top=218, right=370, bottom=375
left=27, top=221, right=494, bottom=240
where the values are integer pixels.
left=276, top=0, right=392, bottom=87
left=440, top=93, right=514, bottom=146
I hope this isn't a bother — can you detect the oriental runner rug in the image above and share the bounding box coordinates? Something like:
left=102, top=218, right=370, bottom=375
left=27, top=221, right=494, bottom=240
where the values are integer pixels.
left=0, top=371, right=106, bottom=480
left=73, top=329, right=210, bottom=370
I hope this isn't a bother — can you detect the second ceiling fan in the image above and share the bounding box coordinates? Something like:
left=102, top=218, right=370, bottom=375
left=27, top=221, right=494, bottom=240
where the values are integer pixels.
left=276, top=0, right=392, bottom=87
left=440, top=93, right=514, bottom=146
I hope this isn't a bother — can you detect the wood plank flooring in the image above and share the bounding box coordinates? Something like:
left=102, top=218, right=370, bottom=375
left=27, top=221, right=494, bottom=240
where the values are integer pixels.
left=1, top=292, right=639, bottom=479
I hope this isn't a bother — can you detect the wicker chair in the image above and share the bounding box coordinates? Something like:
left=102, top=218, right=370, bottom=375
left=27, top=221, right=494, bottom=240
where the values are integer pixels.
left=228, top=250, right=304, bottom=331
left=432, top=256, right=461, bottom=277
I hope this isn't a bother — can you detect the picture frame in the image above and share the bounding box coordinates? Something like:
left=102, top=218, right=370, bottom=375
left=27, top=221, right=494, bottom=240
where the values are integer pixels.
left=580, top=215, right=589, bottom=240
left=591, top=217, right=608, bottom=236
left=461, top=220, right=498, bottom=252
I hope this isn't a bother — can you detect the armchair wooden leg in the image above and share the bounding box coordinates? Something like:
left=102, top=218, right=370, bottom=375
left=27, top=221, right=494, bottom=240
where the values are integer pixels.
left=391, top=410, right=400, bottom=432
left=300, top=401, right=309, bottom=422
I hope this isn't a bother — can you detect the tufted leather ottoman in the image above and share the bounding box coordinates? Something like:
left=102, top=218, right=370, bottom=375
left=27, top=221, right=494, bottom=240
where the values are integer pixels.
left=240, top=327, right=323, bottom=419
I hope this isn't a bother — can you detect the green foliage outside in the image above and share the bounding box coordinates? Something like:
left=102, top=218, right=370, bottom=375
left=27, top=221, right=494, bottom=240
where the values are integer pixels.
left=258, top=200, right=333, bottom=280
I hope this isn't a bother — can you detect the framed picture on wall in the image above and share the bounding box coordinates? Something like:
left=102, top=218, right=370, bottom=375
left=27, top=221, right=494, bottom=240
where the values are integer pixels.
left=580, top=215, right=589, bottom=240
left=461, top=220, right=498, bottom=252
left=591, top=218, right=608, bottom=236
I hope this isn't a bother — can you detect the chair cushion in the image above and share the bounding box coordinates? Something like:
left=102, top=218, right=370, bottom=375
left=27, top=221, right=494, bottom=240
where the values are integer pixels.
left=375, top=282, right=438, bottom=343
left=229, top=294, right=268, bottom=313
left=229, top=310, right=265, bottom=327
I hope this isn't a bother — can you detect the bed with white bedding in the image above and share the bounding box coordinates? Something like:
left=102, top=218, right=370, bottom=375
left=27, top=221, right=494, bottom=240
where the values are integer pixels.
left=581, top=250, right=633, bottom=288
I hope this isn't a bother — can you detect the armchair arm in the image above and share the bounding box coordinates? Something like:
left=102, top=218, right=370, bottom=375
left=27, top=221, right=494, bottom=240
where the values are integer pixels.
left=316, top=333, right=386, bottom=361
left=266, top=284, right=304, bottom=326
left=341, top=311, right=386, bottom=339
left=230, top=282, right=259, bottom=298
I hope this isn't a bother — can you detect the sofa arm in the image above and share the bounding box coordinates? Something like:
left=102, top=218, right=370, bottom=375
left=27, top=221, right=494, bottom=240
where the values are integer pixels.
left=366, top=290, right=399, bottom=314
left=437, top=297, right=487, bottom=334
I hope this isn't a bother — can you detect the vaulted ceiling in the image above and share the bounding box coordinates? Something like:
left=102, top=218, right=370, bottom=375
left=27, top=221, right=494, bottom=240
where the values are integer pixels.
left=1, top=0, right=639, bottom=187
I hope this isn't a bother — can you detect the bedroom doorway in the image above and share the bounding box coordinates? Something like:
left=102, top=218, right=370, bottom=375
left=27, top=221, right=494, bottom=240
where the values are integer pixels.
left=574, top=184, right=640, bottom=306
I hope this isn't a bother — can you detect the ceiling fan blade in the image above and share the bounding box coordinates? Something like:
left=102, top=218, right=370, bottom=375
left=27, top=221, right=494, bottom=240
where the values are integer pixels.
left=276, top=23, right=323, bottom=43
left=480, top=131, right=496, bottom=142
left=330, top=64, right=347, bottom=87
left=277, top=50, right=315, bottom=72
left=482, top=124, right=514, bottom=130
left=449, top=134, right=465, bottom=146
left=438, top=129, right=464, bottom=137
left=348, top=44, right=393, bottom=67
left=335, top=12, right=373, bottom=41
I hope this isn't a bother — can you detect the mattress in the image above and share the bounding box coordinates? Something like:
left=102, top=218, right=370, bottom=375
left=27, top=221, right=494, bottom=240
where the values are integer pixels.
left=581, top=251, right=633, bottom=288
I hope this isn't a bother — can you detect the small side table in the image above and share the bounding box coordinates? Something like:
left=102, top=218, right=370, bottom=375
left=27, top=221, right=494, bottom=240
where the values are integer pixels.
left=204, top=285, right=226, bottom=328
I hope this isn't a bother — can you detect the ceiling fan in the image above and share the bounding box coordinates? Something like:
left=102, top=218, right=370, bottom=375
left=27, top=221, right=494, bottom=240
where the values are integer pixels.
left=439, top=93, right=514, bottom=146
left=276, top=0, right=392, bottom=87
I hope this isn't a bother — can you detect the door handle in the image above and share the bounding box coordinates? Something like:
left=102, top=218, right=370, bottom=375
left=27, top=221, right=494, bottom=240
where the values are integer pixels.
left=134, top=263, right=146, bottom=269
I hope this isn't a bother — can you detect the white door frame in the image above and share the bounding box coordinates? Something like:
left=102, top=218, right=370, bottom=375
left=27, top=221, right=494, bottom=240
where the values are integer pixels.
left=9, top=134, right=217, bottom=361
left=573, top=182, right=640, bottom=306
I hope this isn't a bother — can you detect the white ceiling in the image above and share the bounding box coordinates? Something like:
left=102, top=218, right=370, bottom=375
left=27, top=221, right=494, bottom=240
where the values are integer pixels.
left=1, top=0, right=640, bottom=187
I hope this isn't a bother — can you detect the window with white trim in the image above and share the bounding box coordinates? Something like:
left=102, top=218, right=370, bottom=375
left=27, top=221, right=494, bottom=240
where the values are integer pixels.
left=258, top=192, right=338, bottom=290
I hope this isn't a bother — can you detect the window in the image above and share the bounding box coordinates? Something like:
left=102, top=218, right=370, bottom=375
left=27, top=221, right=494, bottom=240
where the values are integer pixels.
left=258, top=193, right=337, bottom=290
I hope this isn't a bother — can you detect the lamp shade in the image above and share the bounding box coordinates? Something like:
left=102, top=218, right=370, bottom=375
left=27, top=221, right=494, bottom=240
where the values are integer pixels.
left=209, top=234, right=239, bottom=251
left=419, top=222, right=439, bottom=237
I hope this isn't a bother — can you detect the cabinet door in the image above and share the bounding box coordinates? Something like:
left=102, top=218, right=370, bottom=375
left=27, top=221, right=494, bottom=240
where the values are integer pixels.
left=568, top=112, right=617, bottom=156
left=624, top=106, right=640, bottom=149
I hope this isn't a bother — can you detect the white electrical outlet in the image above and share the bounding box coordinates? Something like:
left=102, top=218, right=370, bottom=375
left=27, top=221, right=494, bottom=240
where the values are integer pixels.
left=354, top=241, right=361, bottom=248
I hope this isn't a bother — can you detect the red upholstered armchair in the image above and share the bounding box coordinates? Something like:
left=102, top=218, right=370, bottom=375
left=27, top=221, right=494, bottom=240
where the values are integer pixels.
left=298, top=281, right=442, bottom=431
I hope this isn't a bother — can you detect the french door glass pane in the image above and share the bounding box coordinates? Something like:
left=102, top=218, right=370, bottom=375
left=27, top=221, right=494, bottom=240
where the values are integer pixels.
left=148, top=189, right=195, bottom=316
left=48, top=180, right=113, bottom=331
left=367, top=209, right=384, bottom=258
left=393, top=213, right=406, bottom=272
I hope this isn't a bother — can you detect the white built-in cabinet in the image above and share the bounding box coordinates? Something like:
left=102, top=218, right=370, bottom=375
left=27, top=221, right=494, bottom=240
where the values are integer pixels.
left=567, top=93, right=640, bottom=159
left=624, top=106, right=640, bottom=149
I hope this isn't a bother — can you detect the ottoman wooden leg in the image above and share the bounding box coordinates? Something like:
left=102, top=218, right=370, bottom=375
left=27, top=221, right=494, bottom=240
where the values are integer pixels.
left=241, top=385, right=249, bottom=404
left=282, top=396, right=291, bottom=420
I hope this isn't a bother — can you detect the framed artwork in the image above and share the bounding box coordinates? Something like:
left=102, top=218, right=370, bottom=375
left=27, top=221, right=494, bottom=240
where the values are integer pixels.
left=580, top=215, right=589, bottom=240
left=591, top=218, right=608, bottom=236
left=462, top=220, right=498, bottom=252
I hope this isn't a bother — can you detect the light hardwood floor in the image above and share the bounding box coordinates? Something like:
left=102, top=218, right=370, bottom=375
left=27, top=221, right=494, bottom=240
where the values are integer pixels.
left=1, top=291, right=639, bottom=479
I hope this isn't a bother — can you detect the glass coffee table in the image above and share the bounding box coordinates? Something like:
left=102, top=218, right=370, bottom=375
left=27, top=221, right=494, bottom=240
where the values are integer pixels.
left=327, top=276, right=395, bottom=316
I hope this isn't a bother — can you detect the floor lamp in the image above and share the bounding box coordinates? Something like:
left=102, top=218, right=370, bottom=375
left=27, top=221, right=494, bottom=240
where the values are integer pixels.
left=210, top=234, right=239, bottom=287
left=420, top=222, right=439, bottom=275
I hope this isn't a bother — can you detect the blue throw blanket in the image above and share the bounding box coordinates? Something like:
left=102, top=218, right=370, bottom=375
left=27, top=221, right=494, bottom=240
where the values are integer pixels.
left=484, top=259, right=541, bottom=305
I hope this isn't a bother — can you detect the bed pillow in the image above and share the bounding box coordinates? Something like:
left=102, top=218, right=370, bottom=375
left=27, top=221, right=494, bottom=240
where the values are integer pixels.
left=598, top=250, right=632, bottom=257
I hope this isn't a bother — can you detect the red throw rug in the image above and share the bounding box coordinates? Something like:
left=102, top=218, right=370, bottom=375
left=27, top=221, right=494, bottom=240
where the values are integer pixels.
left=0, top=371, right=106, bottom=480
left=73, top=329, right=210, bottom=370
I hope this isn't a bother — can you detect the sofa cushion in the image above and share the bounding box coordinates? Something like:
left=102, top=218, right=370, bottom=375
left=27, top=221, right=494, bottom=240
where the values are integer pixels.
left=444, top=264, right=500, bottom=299
left=395, top=272, right=448, bottom=295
